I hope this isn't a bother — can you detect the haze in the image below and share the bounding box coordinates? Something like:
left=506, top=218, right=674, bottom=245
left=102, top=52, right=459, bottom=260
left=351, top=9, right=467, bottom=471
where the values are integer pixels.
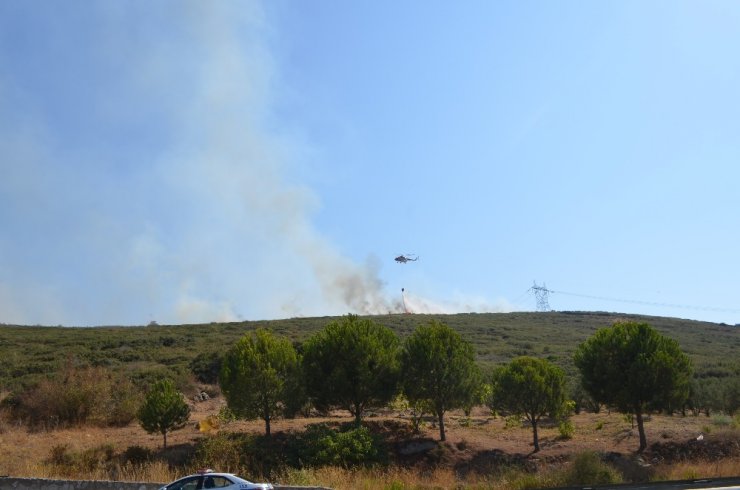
left=1, top=1, right=738, bottom=326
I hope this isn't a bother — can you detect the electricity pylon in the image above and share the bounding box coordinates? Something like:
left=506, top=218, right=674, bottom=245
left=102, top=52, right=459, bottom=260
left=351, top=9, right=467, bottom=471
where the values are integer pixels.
left=530, top=281, right=552, bottom=312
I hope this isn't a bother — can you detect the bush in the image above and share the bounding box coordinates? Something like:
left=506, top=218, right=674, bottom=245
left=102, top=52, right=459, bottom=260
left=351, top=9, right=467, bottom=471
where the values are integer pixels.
left=711, top=414, right=733, bottom=427
left=121, top=445, right=153, bottom=466
left=75, top=444, right=116, bottom=472
left=504, top=415, right=522, bottom=429
left=189, top=352, right=223, bottom=384
left=194, top=432, right=295, bottom=479
left=194, top=433, right=247, bottom=473
left=46, top=443, right=117, bottom=477
left=14, top=362, right=141, bottom=428
left=107, top=376, right=141, bottom=426
left=562, top=451, right=621, bottom=486
left=558, top=419, right=575, bottom=439
left=48, top=444, right=73, bottom=466
left=299, top=424, right=387, bottom=468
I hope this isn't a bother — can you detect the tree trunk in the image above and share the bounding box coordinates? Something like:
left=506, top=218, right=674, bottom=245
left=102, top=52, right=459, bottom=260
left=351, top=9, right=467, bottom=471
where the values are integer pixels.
left=438, top=410, right=446, bottom=441
left=163, top=430, right=168, bottom=449
left=531, top=419, right=540, bottom=453
left=353, top=403, right=362, bottom=427
left=636, top=410, right=647, bottom=452
left=264, top=400, right=271, bottom=436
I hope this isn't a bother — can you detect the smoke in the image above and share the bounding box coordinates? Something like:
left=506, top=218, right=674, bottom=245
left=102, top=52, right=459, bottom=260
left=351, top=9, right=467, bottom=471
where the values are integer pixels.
left=402, top=289, right=516, bottom=315
left=0, top=2, right=507, bottom=325
left=0, top=1, right=407, bottom=326
left=158, top=2, right=401, bottom=320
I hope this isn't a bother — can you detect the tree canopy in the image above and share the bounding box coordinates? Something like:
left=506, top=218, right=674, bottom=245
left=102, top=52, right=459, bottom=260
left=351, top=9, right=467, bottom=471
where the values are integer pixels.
left=489, top=356, right=567, bottom=452
left=220, top=328, right=300, bottom=436
left=137, top=378, right=190, bottom=448
left=574, top=321, right=693, bottom=451
left=302, top=314, right=400, bottom=425
left=401, top=320, right=481, bottom=441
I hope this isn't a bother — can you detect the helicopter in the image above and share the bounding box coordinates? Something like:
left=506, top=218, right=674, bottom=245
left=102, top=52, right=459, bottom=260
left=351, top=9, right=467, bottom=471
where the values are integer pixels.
left=394, top=254, right=418, bottom=264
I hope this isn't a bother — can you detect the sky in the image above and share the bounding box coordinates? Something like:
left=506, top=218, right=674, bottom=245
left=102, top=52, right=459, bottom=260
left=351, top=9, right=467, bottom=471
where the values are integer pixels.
left=1, top=1, right=739, bottom=326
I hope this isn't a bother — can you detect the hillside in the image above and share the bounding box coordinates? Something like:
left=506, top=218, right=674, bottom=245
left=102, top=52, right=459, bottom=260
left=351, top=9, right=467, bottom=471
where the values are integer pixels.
left=1, top=311, right=737, bottom=393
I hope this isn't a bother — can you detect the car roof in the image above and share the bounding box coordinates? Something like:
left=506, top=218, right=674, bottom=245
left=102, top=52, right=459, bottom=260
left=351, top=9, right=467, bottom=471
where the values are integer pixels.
left=191, top=472, right=252, bottom=483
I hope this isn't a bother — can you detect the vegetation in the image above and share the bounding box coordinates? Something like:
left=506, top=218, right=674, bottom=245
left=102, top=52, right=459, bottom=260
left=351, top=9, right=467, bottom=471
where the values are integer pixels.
left=297, top=423, right=387, bottom=468
left=401, top=320, right=481, bottom=441
left=489, top=356, right=568, bottom=452
left=574, top=321, right=693, bottom=451
left=302, top=314, right=400, bottom=425
left=220, top=329, right=300, bottom=436
left=0, top=311, right=736, bottom=397
left=688, top=363, right=740, bottom=416
left=4, top=415, right=738, bottom=489
left=137, top=379, right=190, bottom=449
left=0, top=312, right=738, bottom=488
left=7, top=360, right=140, bottom=428
left=560, top=451, right=622, bottom=486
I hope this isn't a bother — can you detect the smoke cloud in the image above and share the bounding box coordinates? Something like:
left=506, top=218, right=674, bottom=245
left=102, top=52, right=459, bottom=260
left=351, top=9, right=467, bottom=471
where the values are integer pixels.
left=0, top=2, right=514, bottom=326
left=402, top=289, right=515, bottom=315
left=0, top=2, right=403, bottom=325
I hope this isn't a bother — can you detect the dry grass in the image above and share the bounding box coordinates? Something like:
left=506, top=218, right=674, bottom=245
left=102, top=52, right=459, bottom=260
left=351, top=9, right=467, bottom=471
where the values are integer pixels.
left=651, top=458, right=740, bottom=482
left=265, top=466, right=555, bottom=490
left=3, top=460, right=177, bottom=484
left=3, top=455, right=739, bottom=490
left=1, top=407, right=738, bottom=489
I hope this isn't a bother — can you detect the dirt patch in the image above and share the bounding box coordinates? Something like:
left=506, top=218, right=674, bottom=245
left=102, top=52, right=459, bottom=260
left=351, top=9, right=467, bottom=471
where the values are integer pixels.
left=1, top=396, right=737, bottom=482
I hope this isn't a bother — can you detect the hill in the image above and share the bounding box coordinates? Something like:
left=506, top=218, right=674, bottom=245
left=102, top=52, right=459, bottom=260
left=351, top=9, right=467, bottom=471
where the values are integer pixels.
left=1, top=311, right=737, bottom=393
left=0, top=311, right=738, bottom=488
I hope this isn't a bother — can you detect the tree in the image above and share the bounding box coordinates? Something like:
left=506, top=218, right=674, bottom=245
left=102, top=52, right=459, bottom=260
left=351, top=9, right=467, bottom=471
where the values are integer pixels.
left=137, top=379, right=190, bottom=448
left=574, top=322, right=692, bottom=452
left=219, top=328, right=300, bottom=436
left=401, top=321, right=481, bottom=441
left=302, top=314, right=400, bottom=425
left=489, top=356, right=567, bottom=452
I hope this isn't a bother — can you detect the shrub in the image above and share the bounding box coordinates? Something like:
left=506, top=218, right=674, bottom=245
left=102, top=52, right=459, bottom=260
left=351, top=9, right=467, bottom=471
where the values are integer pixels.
left=75, top=444, right=116, bottom=472
left=107, top=376, right=141, bottom=426
left=48, top=444, right=73, bottom=466
left=122, top=445, right=153, bottom=466
left=46, top=443, right=117, bottom=477
left=299, top=424, right=387, bottom=468
left=562, top=451, right=621, bottom=486
left=194, top=433, right=247, bottom=473
left=189, top=351, right=223, bottom=384
left=558, top=419, right=575, bottom=439
left=194, top=432, right=296, bottom=479
left=711, top=414, right=733, bottom=427
left=14, top=362, right=141, bottom=428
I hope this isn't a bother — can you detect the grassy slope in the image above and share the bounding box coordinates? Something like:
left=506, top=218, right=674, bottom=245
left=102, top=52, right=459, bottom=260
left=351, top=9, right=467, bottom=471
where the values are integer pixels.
left=1, top=311, right=738, bottom=392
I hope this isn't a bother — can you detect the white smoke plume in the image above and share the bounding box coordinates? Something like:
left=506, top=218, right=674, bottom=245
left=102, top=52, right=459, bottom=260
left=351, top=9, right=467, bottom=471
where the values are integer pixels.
left=403, top=289, right=515, bottom=315
left=0, top=2, right=406, bottom=326
left=0, top=2, right=510, bottom=325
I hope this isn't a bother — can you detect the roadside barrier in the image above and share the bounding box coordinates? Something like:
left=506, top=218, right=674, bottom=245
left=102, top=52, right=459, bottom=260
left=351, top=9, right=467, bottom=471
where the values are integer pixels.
left=0, top=477, right=331, bottom=490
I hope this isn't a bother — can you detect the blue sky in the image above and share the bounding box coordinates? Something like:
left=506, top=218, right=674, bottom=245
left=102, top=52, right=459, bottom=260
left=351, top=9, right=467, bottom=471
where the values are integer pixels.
left=1, top=1, right=739, bottom=326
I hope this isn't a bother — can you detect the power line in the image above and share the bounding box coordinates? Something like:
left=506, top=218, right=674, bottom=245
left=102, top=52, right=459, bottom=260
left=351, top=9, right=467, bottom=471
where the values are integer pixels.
left=550, top=289, right=740, bottom=314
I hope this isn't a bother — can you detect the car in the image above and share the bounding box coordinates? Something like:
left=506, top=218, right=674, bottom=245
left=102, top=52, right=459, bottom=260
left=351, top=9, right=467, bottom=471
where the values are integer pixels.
left=158, top=470, right=274, bottom=490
